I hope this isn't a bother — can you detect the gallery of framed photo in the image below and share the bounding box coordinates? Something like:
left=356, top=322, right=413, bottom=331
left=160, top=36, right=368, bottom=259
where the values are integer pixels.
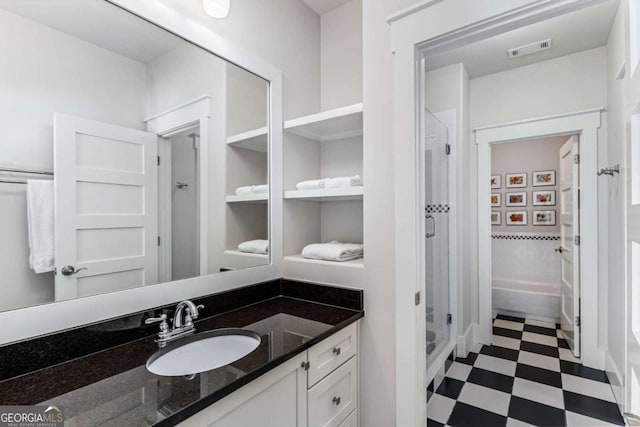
left=491, top=175, right=501, bottom=189
left=491, top=212, right=501, bottom=225
left=533, top=210, right=556, bottom=226
left=506, top=211, right=527, bottom=226
left=491, top=193, right=501, bottom=207
left=506, top=173, right=527, bottom=188
left=506, top=192, right=527, bottom=207
left=533, top=190, right=556, bottom=206
left=532, top=170, right=556, bottom=187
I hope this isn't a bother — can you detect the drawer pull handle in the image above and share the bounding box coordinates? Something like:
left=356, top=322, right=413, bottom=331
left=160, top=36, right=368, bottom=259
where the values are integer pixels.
left=332, top=347, right=341, bottom=356
left=332, top=396, right=341, bottom=406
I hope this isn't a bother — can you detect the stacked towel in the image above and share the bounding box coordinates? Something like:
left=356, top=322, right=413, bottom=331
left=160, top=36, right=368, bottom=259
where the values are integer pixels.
left=325, top=175, right=361, bottom=189
left=295, top=175, right=361, bottom=191
left=238, top=239, right=269, bottom=254
left=235, top=185, right=269, bottom=195
left=27, top=180, right=55, bottom=273
left=301, top=241, right=363, bottom=262
left=296, top=178, right=329, bottom=190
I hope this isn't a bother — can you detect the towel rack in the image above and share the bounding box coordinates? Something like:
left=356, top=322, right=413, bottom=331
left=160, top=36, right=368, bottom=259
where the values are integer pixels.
left=0, top=166, right=54, bottom=184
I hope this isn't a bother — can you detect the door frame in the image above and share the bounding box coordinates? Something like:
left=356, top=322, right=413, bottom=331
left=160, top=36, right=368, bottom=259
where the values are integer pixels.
left=145, top=95, right=212, bottom=282
left=476, top=109, right=603, bottom=368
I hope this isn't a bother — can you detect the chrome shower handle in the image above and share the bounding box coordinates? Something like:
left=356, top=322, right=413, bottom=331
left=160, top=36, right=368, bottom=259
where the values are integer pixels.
left=426, top=214, right=436, bottom=238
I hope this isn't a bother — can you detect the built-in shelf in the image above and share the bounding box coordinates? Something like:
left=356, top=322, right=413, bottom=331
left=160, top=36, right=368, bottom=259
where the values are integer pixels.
left=284, top=186, right=363, bottom=202
left=284, top=103, right=363, bottom=142
left=283, top=254, right=364, bottom=268
left=226, top=193, right=269, bottom=203
left=223, top=250, right=269, bottom=269
left=226, top=127, right=269, bottom=152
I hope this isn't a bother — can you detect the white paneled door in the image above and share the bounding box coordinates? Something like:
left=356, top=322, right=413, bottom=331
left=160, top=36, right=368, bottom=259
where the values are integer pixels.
left=559, top=135, right=580, bottom=357
left=54, top=114, right=158, bottom=301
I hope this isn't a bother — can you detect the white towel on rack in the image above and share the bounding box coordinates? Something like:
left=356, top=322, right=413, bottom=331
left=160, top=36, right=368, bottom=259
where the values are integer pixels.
left=301, top=241, right=363, bottom=262
left=324, top=175, right=362, bottom=189
left=235, top=186, right=254, bottom=195
left=252, top=184, right=269, bottom=194
left=27, top=180, right=55, bottom=273
left=238, top=239, right=269, bottom=254
left=296, top=178, right=329, bottom=190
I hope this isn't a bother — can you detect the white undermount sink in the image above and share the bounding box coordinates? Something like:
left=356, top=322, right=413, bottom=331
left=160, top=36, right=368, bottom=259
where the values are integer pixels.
left=146, top=329, right=261, bottom=376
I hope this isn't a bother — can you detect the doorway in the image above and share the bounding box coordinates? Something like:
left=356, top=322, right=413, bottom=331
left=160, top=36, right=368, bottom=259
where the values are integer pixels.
left=489, top=134, right=581, bottom=358
left=476, top=110, right=602, bottom=369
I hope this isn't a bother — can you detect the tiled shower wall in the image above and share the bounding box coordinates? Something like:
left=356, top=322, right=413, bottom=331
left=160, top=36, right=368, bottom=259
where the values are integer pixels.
left=492, top=232, right=561, bottom=286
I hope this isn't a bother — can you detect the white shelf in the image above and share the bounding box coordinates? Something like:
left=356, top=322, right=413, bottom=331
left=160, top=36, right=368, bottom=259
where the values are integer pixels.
left=283, top=254, right=364, bottom=268
left=226, top=193, right=269, bottom=203
left=284, top=103, right=363, bottom=142
left=226, top=127, right=269, bottom=152
left=223, top=250, right=268, bottom=269
left=284, top=186, right=363, bottom=202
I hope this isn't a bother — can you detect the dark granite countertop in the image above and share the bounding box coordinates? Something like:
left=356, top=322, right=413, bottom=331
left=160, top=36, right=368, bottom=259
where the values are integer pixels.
left=0, top=279, right=364, bottom=426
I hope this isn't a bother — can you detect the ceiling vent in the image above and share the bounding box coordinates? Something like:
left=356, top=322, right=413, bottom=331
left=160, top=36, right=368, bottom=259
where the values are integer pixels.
left=507, top=39, right=552, bottom=59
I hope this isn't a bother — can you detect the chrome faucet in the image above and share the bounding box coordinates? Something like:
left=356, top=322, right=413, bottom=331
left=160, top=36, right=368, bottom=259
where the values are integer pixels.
left=145, top=300, right=204, bottom=348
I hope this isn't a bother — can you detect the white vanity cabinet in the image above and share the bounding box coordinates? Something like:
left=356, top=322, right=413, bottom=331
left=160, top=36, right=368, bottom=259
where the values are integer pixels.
left=177, top=322, right=359, bottom=427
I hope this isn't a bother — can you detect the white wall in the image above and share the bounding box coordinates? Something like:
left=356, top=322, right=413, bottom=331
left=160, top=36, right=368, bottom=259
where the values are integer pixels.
left=156, top=0, right=321, bottom=120
left=0, top=9, right=148, bottom=311
left=605, top=1, right=627, bottom=403
left=320, top=0, right=363, bottom=110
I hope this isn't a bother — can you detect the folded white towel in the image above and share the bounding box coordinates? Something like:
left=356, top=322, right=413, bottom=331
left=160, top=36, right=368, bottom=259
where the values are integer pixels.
left=235, top=186, right=254, bottom=195
left=252, top=184, right=269, bottom=194
left=27, top=180, right=55, bottom=273
left=296, top=178, right=329, bottom=190
left=324, top=175, right=362, bottom=189
left=301, top=241, right=363, bottom=262
left=238, top=239, right=269, bottom=254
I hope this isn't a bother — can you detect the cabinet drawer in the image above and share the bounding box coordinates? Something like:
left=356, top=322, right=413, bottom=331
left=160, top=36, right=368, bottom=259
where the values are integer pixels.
left=308, top=357, right=357, bottom=427
left=308, top=322, right=357, bottom=386
left=338, top=410, right=357, bottom=427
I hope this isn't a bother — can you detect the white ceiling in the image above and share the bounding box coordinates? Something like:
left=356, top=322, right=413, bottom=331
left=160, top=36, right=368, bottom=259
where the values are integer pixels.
left=426, top=0, right=620, bottom=78
left=0, top=0, right=181, bottom=64
left=302, top=0, right=351, bottom=15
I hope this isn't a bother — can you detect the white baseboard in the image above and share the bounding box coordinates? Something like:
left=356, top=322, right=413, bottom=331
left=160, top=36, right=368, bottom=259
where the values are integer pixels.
left=457, top=323, right=474, bottom=358
left=605, top=349, right=625, bottom=413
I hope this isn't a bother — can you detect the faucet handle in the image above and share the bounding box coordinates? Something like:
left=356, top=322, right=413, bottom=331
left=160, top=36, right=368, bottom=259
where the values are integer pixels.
left=184, top=304, right=204, bottom=327
left=145, top=314, right=169, bottom=332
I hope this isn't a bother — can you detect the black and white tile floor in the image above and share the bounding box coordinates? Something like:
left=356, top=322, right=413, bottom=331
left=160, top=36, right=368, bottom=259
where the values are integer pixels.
left=427, top=315, right=626, bottom=427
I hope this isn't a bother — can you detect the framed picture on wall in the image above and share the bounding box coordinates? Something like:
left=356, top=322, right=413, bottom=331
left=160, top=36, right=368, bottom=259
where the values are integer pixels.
left=532, top=170, right=556, bottom=186
left=533, top=210, right=556, bottom=226
left=533, top=190, right=556, bottom=206
left=506, top=211, right=527, bottom=225
left=506, top=191, right=527, bottom=207
left=505, top=173, right=527, bottom=188
left=491, top=193, right=501, bottom=207
left=491, top=175, right=501, bottom=189
left=491, top=212, right=501, bottom=225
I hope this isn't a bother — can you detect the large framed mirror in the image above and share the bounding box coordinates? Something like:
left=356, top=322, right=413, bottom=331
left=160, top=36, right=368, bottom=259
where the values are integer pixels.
left=0, top=0, right=283, bottom=342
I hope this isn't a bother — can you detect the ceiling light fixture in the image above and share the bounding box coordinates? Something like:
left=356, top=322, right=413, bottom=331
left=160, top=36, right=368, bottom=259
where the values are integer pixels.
left=203, top=0, right=230, bottom=19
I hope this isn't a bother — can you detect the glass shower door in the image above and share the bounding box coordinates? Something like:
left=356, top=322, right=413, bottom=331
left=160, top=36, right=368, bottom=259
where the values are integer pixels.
left=423, top=108, right=450, bottom=366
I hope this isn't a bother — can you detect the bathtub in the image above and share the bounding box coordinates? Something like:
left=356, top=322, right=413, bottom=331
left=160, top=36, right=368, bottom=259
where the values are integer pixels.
left=492, top=278, right=561, bottom=323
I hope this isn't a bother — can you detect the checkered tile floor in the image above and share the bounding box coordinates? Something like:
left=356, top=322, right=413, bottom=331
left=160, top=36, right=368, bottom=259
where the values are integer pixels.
left=427, top=315, right=626, bottom=427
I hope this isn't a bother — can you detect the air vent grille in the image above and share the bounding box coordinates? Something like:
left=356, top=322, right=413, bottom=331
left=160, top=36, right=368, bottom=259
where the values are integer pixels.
left=508, top=39, right=552, bottom=59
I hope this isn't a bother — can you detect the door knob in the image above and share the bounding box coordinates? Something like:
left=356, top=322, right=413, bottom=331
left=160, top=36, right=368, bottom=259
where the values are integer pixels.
left=61, top=265, right=88, bottom=276
left=554, top=247, right=564, bottom=253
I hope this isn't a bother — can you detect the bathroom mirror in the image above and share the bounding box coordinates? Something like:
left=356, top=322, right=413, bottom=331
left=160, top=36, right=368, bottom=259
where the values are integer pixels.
left=0, top=0, right=270, bottom=313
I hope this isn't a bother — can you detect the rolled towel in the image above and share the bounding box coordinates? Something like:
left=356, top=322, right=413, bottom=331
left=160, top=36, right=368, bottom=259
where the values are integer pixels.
left=27, top=180, right=55, bottom=273
left=252, top=184, right=269, bottom=194
left=235, top=186, right=253, bottom=195
left=301, top=241, right=363, bottom=262
left=238, top=239, right=269, bottom=254
left=324, top=175, right=362, bottom=189
left=296, top=178, right=329, bottom=190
